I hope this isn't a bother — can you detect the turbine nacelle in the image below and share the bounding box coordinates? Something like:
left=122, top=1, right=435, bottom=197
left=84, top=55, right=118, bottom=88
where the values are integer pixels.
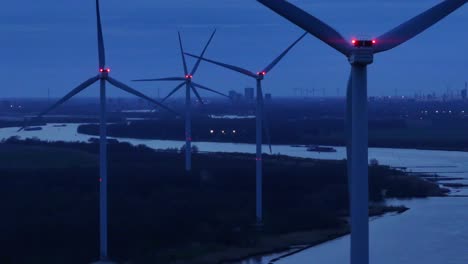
left=99, top=68, right=111, bottom=78
left=349, top=39, right=375, bottom=65
left=349, top=49, right=374, bottom=65
left=256, top=71, right=267, bottom=80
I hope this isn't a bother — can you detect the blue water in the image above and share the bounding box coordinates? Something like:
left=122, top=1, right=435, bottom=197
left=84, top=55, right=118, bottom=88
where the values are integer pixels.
left=267, top=197, right=468, bottom=264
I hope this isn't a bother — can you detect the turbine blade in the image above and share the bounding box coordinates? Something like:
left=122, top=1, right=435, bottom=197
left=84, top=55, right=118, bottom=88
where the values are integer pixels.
left=374, top=0, right=467, bottom=53
left=257, top=0, right=351, bottom=56
left=161, top=81, right=186, bottom=103
left=96, top=0, right=106, bottom=68
left=18, top=75, right=100, bottom=132
left=190, top=84, right=205, bottom=105
left=185, top=53, right=257, bottom=78
left=190, top=29, right=217, bottom=76
left=38, top=76, right=99, bottom=118
left=132, top=77, right=185, bottom=82
left=178, top=32, right=189, bottom=75
left=262, top=32, right=307, bottom=74
left=107, top=77, right=178, bottom=115
left=191, top=82, right=229, bottom=98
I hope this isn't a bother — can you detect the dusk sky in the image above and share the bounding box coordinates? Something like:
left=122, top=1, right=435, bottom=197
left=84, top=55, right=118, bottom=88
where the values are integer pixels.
left=1, top=0, right=467, bottom=98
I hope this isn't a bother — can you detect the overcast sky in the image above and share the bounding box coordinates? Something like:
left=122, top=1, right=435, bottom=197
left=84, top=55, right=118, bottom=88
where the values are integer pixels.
left=0, top=0, right=466, bottom=98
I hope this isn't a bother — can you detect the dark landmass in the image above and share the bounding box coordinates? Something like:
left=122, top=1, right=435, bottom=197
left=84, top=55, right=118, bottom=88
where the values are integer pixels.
left=78, top=116, right=468, bottom=152
left=4, top=97, right=468, bottom=151
left=0, top=138, right=445, bottom=264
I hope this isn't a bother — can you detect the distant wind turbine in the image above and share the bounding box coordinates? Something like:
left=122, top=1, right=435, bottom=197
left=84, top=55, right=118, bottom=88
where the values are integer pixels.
left=133, top=30, right=229, bottom=173
left=22, top=0, right=176, bottom=263
left=186, top=32, right=307, bottom=226
left=257, top=0, right=467, bottom=263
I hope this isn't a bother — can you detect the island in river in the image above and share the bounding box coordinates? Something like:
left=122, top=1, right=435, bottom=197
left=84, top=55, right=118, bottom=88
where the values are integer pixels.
left=78, top=116, right=468, bottom=152
left=0, top=137, right=446, bottom=264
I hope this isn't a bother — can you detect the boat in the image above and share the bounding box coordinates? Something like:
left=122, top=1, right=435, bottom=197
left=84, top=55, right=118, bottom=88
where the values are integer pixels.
left=306, top=145, right=337, bottom=153
left=24, top=127, right=42, bottom=131
left=53, top=124, right=67, bottom=127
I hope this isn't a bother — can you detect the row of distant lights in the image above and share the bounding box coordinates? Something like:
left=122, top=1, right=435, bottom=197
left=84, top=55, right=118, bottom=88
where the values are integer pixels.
left=210, top=129, right=236, bottom=135
left=421, top=110, right=465, bottom=114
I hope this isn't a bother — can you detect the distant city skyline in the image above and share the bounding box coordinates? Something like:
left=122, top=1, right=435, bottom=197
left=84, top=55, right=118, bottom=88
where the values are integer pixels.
left=0, top=0, right=466, bottom=98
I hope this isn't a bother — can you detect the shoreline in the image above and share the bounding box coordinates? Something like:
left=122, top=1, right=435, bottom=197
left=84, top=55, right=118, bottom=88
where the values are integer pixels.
left=186, top=206, right=409, bottom=264
left=189, top=228, right=349, bottom=264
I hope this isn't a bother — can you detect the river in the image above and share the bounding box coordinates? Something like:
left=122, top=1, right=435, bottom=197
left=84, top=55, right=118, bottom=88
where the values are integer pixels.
left=1, top=123, right=467, bottom=263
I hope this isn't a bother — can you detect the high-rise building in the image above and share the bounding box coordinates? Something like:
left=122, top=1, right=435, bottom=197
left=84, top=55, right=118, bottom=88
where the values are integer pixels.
left=461, top=89, right=467, bottom=100
left=245, top=87, right=254, bottom=100
left=229, top=90, right=242, bottom=102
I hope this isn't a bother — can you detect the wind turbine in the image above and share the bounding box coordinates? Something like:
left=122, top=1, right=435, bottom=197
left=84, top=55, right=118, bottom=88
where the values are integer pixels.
left=24, top=1, right=176, bottom=263
left=185, top=32, right=307, bottom=226
left=256, top=0, right=466, bottom=263
left=133, top=30, right=228, bottom=173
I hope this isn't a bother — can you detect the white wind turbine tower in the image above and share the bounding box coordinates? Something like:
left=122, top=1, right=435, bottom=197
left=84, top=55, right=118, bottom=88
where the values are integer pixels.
left=256, top=0, right=467, bottom=263
left=23, top=0, right=176, bottom=263
left=185, top=32, right=307, bottom=226
left=133, top=31, right=228, bottom=173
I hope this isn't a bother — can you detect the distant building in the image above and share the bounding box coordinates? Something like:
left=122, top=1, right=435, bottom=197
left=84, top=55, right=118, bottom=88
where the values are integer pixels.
left=463, top=82, right=468, bottom=100
left=461, top=89, right=467, bottom=100
left=229, top=90, right=242, bottom=102
left=245, top=88, right=254, bottom=100
left=228, top=90, right=236, bottom=98
left=265, top=93, right=272, bottom=101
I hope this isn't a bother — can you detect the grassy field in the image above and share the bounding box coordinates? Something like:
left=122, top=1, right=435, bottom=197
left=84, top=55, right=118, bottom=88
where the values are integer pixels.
left=0, top=144, right=97, bottom=169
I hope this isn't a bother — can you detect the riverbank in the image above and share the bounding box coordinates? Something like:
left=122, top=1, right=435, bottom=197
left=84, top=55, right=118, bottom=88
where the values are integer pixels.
left=197, top=206, right=408, bottom=264
left=194, top=228, right=350, bottom=264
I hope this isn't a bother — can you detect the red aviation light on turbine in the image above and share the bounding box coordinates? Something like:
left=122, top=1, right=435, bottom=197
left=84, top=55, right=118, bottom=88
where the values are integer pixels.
left=352, top=39, right=375, bottom=48
left=99, top=68, right=111, bottom=73
left=257, top=71, right=267, bottom=76
left=185, top=74, right=193, bottom=79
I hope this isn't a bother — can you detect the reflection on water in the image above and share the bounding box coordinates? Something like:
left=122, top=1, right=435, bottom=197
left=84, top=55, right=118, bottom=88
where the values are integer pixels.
left=209, top=115, right=256, bottom=119
left=1, top=123, right=468, bottom=263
